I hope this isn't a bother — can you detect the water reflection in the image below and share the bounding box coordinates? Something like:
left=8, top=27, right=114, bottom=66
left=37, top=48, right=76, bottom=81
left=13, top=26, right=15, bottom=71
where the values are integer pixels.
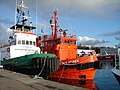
left=50, top=62, right=115, bottom=90
left=51, top=78, right=98, bottom=89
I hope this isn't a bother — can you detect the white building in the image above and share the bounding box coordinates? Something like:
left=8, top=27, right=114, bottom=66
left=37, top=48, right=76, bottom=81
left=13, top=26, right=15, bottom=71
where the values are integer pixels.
left=100, top=47, right=118, bottom=56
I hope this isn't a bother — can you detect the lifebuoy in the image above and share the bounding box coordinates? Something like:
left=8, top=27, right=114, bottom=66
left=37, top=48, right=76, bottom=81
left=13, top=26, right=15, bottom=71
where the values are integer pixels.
left=7, top=48, right=10, bottom=52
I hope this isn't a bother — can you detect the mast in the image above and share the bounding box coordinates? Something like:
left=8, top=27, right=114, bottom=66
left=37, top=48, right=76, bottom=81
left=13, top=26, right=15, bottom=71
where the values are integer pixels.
left=15, top=0, right=17, bottom=30
left=16, top=0, right=30, bottom=25
left=10, top=0, right=36, bottom=31
left=50, top=9, right=58, bottom=39
left=54, top=9, right=58, bottom=39
left=35, top=0, right=38, bottom=35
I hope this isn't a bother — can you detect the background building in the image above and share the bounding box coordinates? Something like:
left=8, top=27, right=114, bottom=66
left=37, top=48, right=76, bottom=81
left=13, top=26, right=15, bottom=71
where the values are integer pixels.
left=99, top=47, right=118, bottom=56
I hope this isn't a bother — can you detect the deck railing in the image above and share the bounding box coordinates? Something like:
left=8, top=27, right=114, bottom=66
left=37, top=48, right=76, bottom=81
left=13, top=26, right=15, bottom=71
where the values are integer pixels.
left=40, top=34, right=76, bottom=40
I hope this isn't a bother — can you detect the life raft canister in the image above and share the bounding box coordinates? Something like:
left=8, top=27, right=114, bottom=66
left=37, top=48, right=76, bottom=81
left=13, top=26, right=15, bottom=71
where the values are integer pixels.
left=7, top=47, right=10, bottom=52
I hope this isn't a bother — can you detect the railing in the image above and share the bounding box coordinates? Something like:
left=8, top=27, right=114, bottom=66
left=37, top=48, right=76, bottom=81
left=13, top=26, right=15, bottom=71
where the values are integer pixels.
left=40, top=34, right=76, bottom=40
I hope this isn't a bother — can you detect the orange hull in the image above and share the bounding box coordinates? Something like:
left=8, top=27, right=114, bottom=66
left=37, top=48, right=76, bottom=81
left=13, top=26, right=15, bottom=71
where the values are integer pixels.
left=49, top=68, right=96, bottom=80
left=49, top=68, right=97, bottom=89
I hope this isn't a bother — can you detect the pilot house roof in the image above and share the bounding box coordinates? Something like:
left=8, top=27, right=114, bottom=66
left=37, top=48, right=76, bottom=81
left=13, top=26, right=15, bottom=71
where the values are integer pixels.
left=10, top=24, right=36, bottom=30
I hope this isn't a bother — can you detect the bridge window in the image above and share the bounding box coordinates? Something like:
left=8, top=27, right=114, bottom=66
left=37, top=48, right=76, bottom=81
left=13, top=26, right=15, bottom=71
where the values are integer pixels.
left=73, top=41, right=76, bottom=44
left=26, top=40, right=29, bottom=45
left=69, top=40, right=76, bottom=44
left=62, top=40, right=65, bottom=44
left=54, top=40, right=60, bottom=45
left=54, top=41, right=56, bottom=45
left=41, top=42, right=44, bottom=47
left=18, top=40, right=21, bottom=44
left=47, top=42, right=50, bottom=46
left=22, top=40, right=25, bottom=45
left=30, top=41, right=32, bottom=45
left=17, top=28, right=21, bottom=32
left=65, top=40, right=68, bottom=43
left=48, top=41, right=52, bottom=46
left=33, top=41, right=35, bottom=46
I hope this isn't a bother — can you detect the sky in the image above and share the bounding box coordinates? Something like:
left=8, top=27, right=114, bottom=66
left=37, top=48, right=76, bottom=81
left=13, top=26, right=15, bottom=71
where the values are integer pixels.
left=0, top=0, right=120, bottom=47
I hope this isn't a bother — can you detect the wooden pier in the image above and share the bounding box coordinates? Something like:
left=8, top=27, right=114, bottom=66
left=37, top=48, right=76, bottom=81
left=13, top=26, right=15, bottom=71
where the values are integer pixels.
left=0, top=69, right=87, bottom=90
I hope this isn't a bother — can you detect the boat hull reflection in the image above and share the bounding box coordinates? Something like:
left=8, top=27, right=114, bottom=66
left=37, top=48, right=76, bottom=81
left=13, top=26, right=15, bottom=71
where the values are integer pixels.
left=50, top=78, right=98, bottom=89
left=49, top=68, right=98, bottom=89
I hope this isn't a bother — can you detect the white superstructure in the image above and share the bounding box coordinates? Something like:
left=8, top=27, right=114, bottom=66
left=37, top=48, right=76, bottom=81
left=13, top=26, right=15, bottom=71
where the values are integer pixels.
left=0, top=33, right=40, bottom=60
left=0, top=0, right=40, bottom=60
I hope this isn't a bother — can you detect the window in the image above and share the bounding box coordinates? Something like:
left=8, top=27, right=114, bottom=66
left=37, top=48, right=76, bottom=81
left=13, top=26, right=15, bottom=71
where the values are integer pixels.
left=49, top=41, right=52, bottom=46
left=22, top=40, right=25, bottom=45
left=62, top=40, right=65, bottom=44
left=18, top=40, right=21, bottom=44
left=65, top=40, right=68, bottom=43
left=57, top=40, right=60, bottom=44
left=69, top=40, right=76, bottom=44
left=30, top=41, right=32, bottom=45
left=54, top=41, right=57, bottom=45
left=26, top=29, right=29, bottom=32
left=73, top=41, right=76, bottom=44
left=48, top=42, right=50, bottom=46
left=26, top=40, right=29, bottom=45
left=41, top=42, right=44, bottom=47
left=33, top=41, right=35, bottom=46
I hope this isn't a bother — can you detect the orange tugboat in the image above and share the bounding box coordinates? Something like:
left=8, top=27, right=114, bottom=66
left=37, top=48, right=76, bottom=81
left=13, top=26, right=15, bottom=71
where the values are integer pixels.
left=36, top=10, right=98, bottom=88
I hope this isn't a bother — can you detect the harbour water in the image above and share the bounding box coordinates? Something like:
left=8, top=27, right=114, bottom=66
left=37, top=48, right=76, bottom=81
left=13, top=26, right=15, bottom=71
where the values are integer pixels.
left=94, top=66, right=120, bottom=90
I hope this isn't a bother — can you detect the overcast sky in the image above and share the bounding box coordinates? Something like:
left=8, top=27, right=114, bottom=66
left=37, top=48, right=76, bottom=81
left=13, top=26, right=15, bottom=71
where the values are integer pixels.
left=0, top=0, right=120, bottom=47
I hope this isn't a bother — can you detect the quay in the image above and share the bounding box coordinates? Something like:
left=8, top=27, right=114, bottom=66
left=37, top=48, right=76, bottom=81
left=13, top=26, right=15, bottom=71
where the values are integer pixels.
left=0, top=69, right=87, bottom=90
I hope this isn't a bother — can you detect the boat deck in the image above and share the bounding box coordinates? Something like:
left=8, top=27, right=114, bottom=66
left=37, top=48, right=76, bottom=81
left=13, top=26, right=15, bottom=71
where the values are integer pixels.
left=0, top=69, right=87, bottom=90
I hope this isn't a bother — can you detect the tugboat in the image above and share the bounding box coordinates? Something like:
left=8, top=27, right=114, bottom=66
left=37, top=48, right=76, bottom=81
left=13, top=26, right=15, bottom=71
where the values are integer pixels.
left=112, top=54, right=120, bottom=84
left=0, top=0, right=59, bottom=79
left=36, top=9, right=98, bottom=88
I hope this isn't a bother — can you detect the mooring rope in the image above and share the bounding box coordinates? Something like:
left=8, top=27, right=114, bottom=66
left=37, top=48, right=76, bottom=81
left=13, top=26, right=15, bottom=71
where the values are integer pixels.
left=33, top=57, right=47, bottom=79
left=58, top=65, right=65, bottom=82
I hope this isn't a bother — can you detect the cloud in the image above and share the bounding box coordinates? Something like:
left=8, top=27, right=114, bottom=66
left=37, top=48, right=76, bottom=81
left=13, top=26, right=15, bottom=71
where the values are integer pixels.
left=101, top=30, right=120, bottom=36
left=1, top=0, right=120, bottom=20
left=34, top=0, right=120, bottom=20
left=100, top=30, right=120, bottom=41
left=115, top=43, right=120, bottom=48
left=0, top=24, right=12, bottom=44
left=77, top=36, right=109, bottom=46
left=115, top=36, right=120, bottom=41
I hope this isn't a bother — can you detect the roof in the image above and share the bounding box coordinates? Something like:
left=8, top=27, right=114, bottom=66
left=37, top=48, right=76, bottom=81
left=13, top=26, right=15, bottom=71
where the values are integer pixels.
left=10, top=24, right=36, bottom=30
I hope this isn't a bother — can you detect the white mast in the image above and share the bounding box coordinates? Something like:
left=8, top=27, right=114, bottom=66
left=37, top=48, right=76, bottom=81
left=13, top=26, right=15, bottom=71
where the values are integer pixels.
left=15, top=0, right=17, bottom=28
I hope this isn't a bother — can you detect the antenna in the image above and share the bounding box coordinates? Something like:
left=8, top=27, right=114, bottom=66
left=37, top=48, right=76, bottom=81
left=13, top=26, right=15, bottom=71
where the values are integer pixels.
left=12, top=0, right=17, bottom=36
left=36, top=0, right=37, bottom=35
left=15, top=0, right=17, bottom=27
left=16, top=0, right=30, bottom=25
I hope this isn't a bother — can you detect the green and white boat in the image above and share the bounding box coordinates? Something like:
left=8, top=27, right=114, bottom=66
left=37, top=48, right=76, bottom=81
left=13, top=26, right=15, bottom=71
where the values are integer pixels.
left=0, top=0, right=59, bottom=78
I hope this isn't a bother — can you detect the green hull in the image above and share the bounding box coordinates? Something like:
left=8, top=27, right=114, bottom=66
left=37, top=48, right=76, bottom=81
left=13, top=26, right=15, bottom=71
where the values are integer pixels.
left=3, top=53, right=59, bottom=79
